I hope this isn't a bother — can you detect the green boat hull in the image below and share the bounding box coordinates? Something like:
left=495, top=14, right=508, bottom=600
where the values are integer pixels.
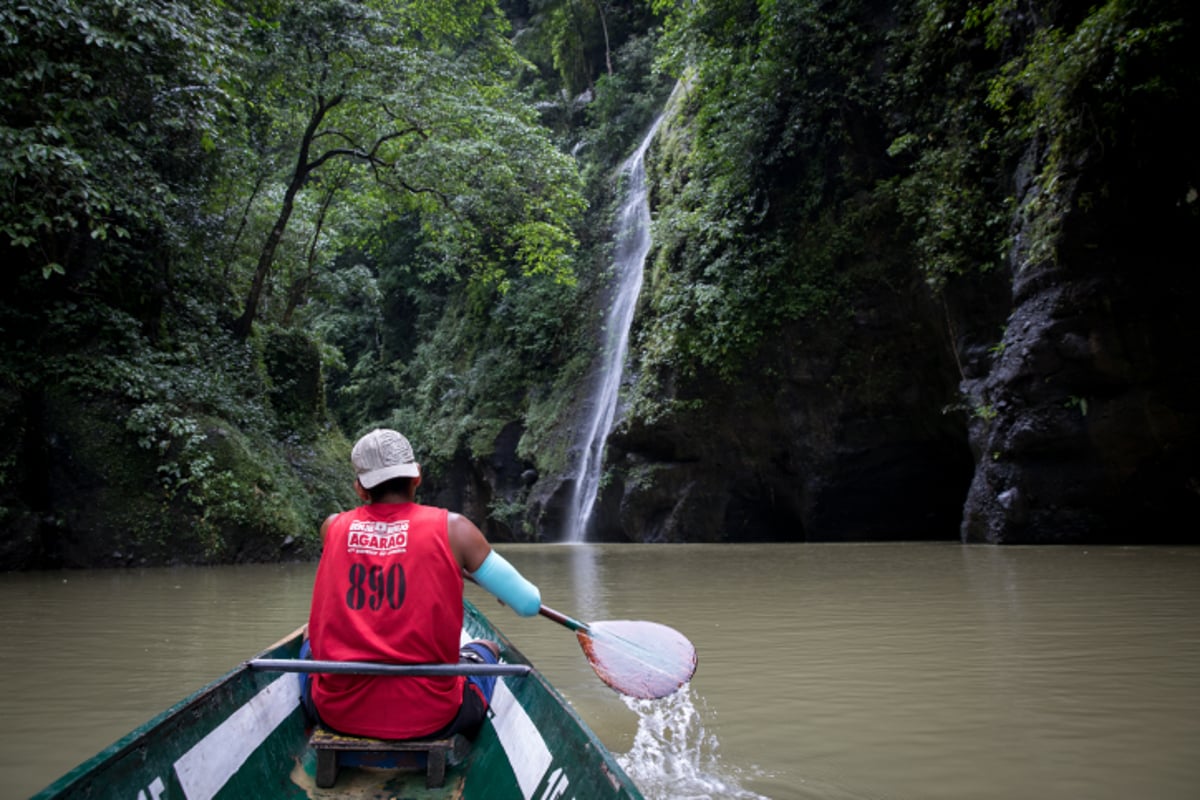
left=34, top=599, right=644, bottom=800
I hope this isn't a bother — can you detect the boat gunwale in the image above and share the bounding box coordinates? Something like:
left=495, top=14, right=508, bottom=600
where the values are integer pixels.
left=30, top=624, right=309, bottom=799
left=31, top=604, right=645, bottom=799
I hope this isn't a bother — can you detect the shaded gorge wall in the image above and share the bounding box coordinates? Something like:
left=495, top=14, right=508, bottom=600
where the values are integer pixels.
left=502, top=0, right=1199, bottom=545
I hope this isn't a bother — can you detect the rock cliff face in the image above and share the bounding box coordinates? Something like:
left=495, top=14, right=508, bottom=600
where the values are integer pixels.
left=959, top=140, right=1199, bottom=543
left=598, top=289, right=976, bottom=543
left=546, top=164, right=1198, bottom=545
left=513, top=228, right=984, bottom=543
left=516, top=7, right=1199, bottom=546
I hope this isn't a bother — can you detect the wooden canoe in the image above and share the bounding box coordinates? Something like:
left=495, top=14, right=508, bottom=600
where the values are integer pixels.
left=33, top=599, right=645, bottom=799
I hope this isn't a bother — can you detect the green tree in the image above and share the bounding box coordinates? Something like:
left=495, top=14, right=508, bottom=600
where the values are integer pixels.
left=524, top=0, right=615, bottom=95
left=0, top=0, right=228, bottom=289
left=225, top=0, right=586, bottom=338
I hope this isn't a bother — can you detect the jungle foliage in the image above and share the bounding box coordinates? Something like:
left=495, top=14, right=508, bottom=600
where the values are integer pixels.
left=0, top=0, right=1192, bottom=565
left=625, top=0, right=1193, bottom=399
left=0, top=0, right=621, bottom=566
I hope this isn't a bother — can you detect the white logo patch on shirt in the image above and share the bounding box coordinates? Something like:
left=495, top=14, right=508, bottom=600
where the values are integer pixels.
left=346, top=519, right=409, bottom=555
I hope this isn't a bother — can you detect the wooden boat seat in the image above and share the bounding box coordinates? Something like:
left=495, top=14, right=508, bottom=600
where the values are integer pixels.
left=309, top=726, right=470, bottom=789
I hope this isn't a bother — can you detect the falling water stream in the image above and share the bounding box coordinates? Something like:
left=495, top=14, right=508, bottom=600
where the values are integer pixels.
left=565, top=112, right=666, bottom=542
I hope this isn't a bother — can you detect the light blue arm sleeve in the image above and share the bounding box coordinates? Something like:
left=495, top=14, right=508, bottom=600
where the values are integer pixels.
left=469, top=551, right=542, bottom=617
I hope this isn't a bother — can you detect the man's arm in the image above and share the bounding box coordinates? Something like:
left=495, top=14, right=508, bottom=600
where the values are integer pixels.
left=448, top=512, right=541, bottom=617
left=447, top=512, right=492, bottom=571
left=319, top=512, right=338, bottom=544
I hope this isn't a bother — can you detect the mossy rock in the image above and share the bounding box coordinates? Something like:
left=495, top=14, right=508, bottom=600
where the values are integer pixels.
left=0, top=381, right=354, bottom=569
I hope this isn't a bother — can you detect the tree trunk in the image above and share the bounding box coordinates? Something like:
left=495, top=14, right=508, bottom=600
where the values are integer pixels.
left=595, top=0, right=612, bottom=76
left=232, top=96, right=340, bottom=339
left=282, top=182, right=337, bottom=327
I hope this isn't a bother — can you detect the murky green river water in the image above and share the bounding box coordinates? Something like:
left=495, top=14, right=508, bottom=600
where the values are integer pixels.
left=2, top=543, right=1199, bottom=799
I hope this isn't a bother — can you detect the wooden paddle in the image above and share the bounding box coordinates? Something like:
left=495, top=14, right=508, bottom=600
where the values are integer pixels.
left=463, top=572, right=697, bottom=699
left=536, top=604, right=697, bottom=700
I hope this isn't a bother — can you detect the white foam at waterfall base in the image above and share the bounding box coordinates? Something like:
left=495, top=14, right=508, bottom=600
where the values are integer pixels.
left=617, top=685, right=771, bottom=800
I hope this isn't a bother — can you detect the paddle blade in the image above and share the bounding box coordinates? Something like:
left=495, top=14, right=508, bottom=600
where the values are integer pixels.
left=578, top=620, right=697, bottom=700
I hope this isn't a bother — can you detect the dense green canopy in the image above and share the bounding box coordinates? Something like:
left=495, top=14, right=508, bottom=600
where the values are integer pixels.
left=1, top=0, right=1194, bottom=565
left=0, top=0, right=662, bottom=565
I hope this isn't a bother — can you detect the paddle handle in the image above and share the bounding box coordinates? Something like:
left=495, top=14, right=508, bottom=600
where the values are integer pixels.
left=249, top=659, right=532, bottom=677
left=538, top=604, right=591, bottom=634
left=463, top=569, right=590, bottom=634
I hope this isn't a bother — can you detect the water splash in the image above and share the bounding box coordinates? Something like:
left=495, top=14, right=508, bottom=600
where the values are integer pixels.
left=564, top=112, right=665, bottom=543
left=618, top=685, right=771, bottom=800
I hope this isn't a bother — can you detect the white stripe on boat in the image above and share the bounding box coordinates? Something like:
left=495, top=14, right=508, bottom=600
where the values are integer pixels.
left=460, top=627, right=556, bottom=799
left=173, top=675, right=300, bottom=800
left=491, top=679, right=554, bottom=800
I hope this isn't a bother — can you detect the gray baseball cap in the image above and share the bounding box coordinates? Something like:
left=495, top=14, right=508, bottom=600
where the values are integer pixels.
left=351, top=429, right=420, bottom=488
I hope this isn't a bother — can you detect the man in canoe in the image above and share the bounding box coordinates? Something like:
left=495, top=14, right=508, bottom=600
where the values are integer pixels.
left=304, top=428, right=543, bottom=740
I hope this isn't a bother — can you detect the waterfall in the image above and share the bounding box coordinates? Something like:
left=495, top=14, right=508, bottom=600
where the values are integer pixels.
left=565, top=113, right=666, bottom=543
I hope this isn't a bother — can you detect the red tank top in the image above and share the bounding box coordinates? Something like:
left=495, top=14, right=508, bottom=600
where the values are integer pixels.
left=307, top=502, right=464, bottom=738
